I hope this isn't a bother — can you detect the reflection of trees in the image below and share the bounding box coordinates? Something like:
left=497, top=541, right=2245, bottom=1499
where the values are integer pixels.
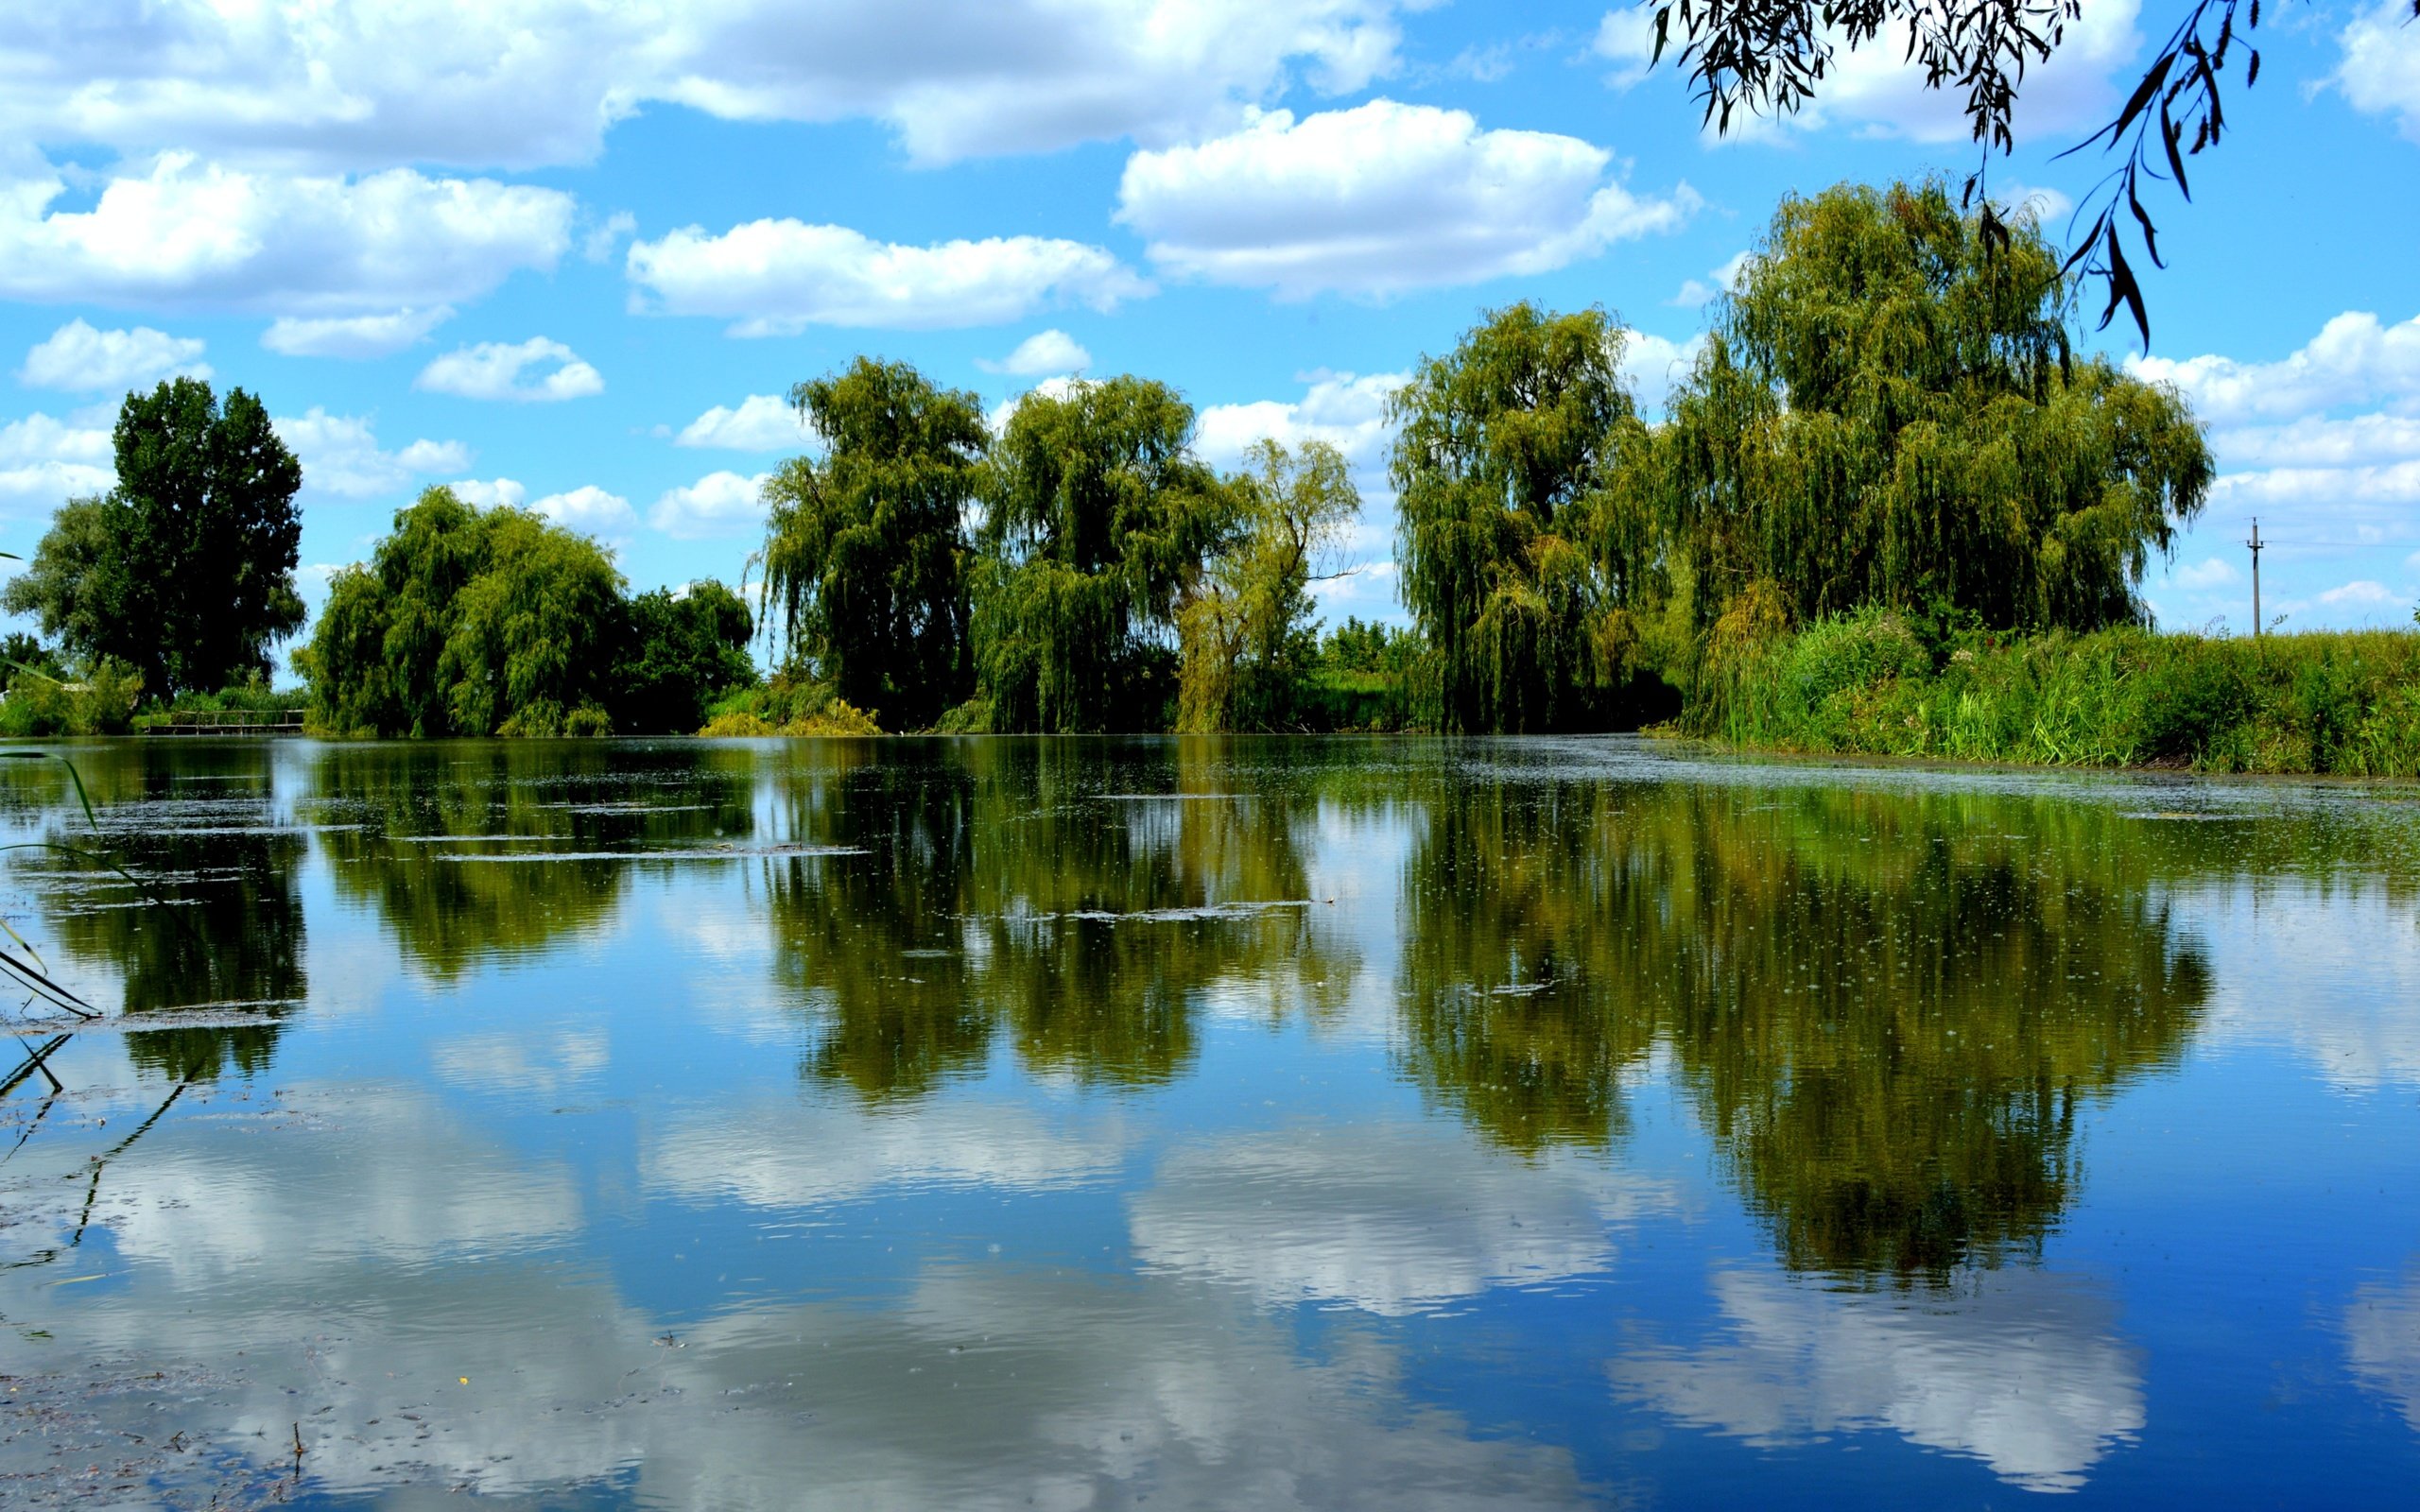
left=309, top=742, right=756, bottom=979
left=763, top=737, right=1357, bottom=1098
left=1399, top=778, right=2212, bottom=1281
left=36, top=753, right=304, bottom=1081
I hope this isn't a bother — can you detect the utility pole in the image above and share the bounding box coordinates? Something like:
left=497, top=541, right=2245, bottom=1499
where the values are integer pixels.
left=2246, top=517, right=2264, bottom=638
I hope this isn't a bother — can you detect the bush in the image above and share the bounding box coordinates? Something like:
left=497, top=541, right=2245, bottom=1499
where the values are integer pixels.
left=700, top=676, right=883, bottom=736
left=0, top=658, right=145, bottom=737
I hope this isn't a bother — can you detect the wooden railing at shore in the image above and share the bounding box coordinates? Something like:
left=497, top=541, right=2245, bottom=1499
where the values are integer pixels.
left=140, top=709, right=308, bottom=737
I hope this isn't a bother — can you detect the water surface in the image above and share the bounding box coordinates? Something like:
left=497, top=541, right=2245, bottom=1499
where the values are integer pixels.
left=4, top=736, right=2417, bottom=1508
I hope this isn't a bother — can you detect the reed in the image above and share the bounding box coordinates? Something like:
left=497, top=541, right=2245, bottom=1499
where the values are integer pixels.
left=1697, top=609, right=2420, bottom=777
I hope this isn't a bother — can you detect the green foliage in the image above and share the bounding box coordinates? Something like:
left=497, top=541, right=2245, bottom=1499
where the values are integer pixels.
left=1636, top=181, right=2213, bottom=644
left=612, top=579, right=757, bottom=734
left=1178, top=438, right=1357, bottom=731
left=2, top=379, right=304, bottom=696
left=1390, top=302, right=1643, bottom=732
left=975, top=376, right=1237, bottom=731
left=700, top=675, right=882, bottom=736
left=297, top=487, right=624, bottom=737
left=0, top=657, right=145, bottom=736
left=1704, top=612, right=2420, bottom=776
left=758, top=359, right=987, bottom=730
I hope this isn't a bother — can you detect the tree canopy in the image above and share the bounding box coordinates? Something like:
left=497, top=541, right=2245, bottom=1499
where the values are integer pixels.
left=973, top=376, right=1236, bottom=731
left=300, top=487, right=628, bottom=736
left=1177, top=438, right=1357, bottom=732
left=1390, top=302, right=1641, bottom=732
left=1633, top=180, right=2212, bottom=638
left=757, top=358, right=988, bottom=730
left=4, top=378, right=304, bottom=696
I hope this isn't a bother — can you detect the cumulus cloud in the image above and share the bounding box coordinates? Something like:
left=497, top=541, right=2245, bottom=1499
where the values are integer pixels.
left=19, top=318, right=209, bottom=391
left=449, top=477, right=528, bottom=510
left=1196, top=369, right=1404, bottom=472
left=2169, top=557, right=2239, bottom=590
left=627, top=221, right=1150, bottom=335
left=2318, top=579, right=2401, bottom=608
left=0, top=153, right=574, bottom=316
left=1116, top=99, right=1699, bottom=298
left=1593, top=9, right=1657, bottom=89
left=676, top=394, right=812, bottom=452
left=0, top=1, right=1415, bottom=173
left=417, top=338, right=604, bottom=403
left=2348, top=1263, right=2420, bottom=1431
left=0, top=407, right=115, bottom=516
left=1668, top=251, right=1752, bottom=309
left=650, top=470, right=769, bottom=539
left=977, top=328, right=1092, bottom=376
left=2337, top=1, right=2420, bottom=144
left=273, top=408, right=472, bottom=499
left=1614, top=1268, right=2144, bottom=1495
left=2131, top=312, right=2420, bottom=428
left=1621, top=329, right=1705, bottom=417
left=262, top=306, right=454, bottom=359
left=531, top=484, right=638, bottom=538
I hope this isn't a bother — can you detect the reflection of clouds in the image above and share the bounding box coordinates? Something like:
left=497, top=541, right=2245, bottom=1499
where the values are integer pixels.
left=644, top=1094, right=1129, bottom=1208
left=431, top=1023, right=610, bottom=1096
left=95, top=1084, right=581, bottom=1291
left=13, top=1099, right=1595, bottom=1508
left=2348, top=1263, right=2420, bottom=1431
left=1129, top=1125, right=1667, bottom=1315
left=1613, top=1269, right=2143, bottom=1493
left=2189, top=885, right=2420, bottom=1090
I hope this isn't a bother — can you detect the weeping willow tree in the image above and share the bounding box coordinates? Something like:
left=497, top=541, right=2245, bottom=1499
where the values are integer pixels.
left=1177, top=438, right=1358, bottom=732
left=756, top=358, right=989, bottom=730
left=1390, top=303, right=1652, bottom=733
left=299, top=486, right=625, bottom=736
left=971, top=376, right=1236, bottom=731
left=1630, top=180, right=2214, bottom=647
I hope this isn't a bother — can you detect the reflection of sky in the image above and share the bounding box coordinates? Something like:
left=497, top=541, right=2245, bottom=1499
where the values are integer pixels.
left=9, top=741, right=2420, bottom=1505
left=1613, top=1269, right=2144, bottom=1494
left=2349, top=1263, right=2420, bottom=1434
left=2185, top=882, right=2420, bottom=1091
left=1129, top=1125, right=1666, bottom=1315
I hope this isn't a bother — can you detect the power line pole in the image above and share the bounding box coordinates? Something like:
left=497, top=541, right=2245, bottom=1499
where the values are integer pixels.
left=2246, top=517, right=2264, bottom=637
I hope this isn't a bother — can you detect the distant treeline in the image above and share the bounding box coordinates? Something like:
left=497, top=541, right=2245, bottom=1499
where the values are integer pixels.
left=8, top=178, right=2414, bottom=761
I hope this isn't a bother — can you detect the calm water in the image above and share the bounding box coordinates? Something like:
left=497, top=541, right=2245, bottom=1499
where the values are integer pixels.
left=3, top=736, right=2418, bottom=1509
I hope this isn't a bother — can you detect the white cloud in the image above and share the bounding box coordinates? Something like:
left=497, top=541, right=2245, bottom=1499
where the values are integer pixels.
left=1764, top=0, right=2143, bottom=145
left=1614, top=1268, right=2144, bottom=1495
left=0, top=153, right=574, bottom=316
left=450, top=477, right=528, bottom=510
left=676, top=394, right=812, bottom=452
left=977, top=328, right=1092, bottom=376
left=1196, top=369, right=1404, bottom=472
left=273, top=408, right=472, bottom=499
left=417, top=337, right=604, bottom=403
left=1621, top=329, right=1704, bottom=417
left=19, top=318, right=209, bottom=391
left=1668, top=250, right=1752, bottom=309
left=2210, top=413, right=2420, bottom=471
left=2169, top=557, right=2239, bottom=590
left=1593, top=9, right=1657, bottom=89
left=984, top=374, right=1084, bottom=436
left=262, top=306, right=454, bottom=359
left=650, top=470, right=769, bottom=539
left=627, top=221, right=1150, bottom=335
left=2338, top=1, right=2420, bottom=144
left=0, top=1, right=1416, bottom=173
left=2131, top=312, right=2420, bottom=427
left=581, top=210, right=637, bottom=263
left=0, top=407, right=114, bottom=517
left=1116, top=99, right=1700, bottom=298
left=531, top=484, right=638, bottom=538
left=2318, top=578, right=2401, bottom=608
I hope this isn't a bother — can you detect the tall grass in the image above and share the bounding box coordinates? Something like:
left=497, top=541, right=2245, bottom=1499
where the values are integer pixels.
left=1700, top=608, right=2420, bottom=777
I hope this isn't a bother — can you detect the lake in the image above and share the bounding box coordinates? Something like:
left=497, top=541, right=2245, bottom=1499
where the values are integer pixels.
left=3, top=736, right=2417, bottom=1509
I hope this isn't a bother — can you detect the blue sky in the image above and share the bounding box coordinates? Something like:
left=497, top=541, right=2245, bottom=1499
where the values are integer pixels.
left=1, top=0, right=2415, bottom=664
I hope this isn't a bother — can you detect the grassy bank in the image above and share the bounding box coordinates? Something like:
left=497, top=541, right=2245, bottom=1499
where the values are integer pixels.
left=1699, top=610, right=2420, bottom=777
